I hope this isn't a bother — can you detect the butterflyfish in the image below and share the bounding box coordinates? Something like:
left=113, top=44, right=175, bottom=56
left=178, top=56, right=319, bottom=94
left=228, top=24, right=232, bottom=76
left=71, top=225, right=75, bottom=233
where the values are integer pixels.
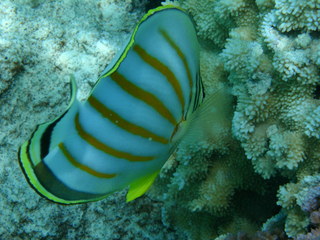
left=18, top=5, right=205, bottom=204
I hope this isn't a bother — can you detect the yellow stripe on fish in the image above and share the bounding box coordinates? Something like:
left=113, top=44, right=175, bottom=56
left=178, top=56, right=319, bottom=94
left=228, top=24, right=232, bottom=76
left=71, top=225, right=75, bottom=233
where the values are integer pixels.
left=108, top=71, right=177, bottom=125
left=58, top=143, right=117, bottom=179
left=18, top=5, right=204, bottom=204
left=74, top=113, right=155, bottom=162
left=133, top=44, right=186, bottom=110
left=88, top=96, right=169, bottom=144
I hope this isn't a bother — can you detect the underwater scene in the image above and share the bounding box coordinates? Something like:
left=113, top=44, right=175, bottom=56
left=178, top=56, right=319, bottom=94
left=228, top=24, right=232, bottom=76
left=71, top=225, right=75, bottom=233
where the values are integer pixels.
left=0, top=0, right=319, bottom=239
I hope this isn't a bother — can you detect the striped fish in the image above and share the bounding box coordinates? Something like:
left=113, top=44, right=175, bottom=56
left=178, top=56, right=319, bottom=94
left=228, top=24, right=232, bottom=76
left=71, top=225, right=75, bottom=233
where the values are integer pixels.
left=19, top=5, right=205, bottom=204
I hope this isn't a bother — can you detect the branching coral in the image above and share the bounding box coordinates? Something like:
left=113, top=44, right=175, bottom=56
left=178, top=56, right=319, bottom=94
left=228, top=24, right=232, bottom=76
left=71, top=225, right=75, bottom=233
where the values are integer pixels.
left=277, top=175, right=320, bottom=237
left=149, top=46, right=281, bottom=240
left=150, top=137, right=281, bottom=240
left=152, top=0, right=320, bottom=239
left=223, top=0, right=320, bottom=180
left=162, top=0, right=233, bottom=48
left=275, top=0, right=320, bottom=32
left=225, top=0, right=320, bottom=237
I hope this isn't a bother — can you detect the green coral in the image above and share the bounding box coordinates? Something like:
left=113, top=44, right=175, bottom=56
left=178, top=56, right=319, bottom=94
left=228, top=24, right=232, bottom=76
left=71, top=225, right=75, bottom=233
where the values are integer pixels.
left=152, top=0, right=320, bottom=239
left=277, top=176, right=320, bottom=237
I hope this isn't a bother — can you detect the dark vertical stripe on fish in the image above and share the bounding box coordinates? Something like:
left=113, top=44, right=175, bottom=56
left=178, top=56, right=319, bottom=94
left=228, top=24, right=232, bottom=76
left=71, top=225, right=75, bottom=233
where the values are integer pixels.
left=133, top=44, right=185, bottom=111
left=110, top=71, right=177, bottom=125
left=74, top=113, right=155, bottom=162
left=88, top=96, right=169, bottom=144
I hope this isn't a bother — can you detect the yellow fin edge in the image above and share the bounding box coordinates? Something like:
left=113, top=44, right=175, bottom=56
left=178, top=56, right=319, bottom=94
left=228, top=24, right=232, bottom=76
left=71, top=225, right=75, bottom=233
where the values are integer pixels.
left=126, top=170, right=160, bottom=202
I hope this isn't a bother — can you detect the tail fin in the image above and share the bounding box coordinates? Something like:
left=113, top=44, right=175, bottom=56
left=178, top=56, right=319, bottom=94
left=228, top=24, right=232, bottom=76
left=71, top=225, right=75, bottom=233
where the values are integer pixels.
left=18, top=76, right=96, bottom=204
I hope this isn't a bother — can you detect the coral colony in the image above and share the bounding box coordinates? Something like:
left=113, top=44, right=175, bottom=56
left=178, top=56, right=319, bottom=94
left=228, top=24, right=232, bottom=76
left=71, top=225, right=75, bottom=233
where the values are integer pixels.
left=151, top=0, right=320, bottom=239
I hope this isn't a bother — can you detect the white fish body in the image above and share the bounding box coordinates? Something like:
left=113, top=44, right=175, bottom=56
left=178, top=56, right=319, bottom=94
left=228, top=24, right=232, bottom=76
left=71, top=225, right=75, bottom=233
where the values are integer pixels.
left=19, top=5, right=204, bottom=204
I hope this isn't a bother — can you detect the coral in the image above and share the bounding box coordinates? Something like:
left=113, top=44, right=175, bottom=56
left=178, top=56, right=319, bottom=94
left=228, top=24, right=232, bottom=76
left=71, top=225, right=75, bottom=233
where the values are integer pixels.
left=225, top=0, right=320, bottom=236
left=148, top=49, right=282, bottom=239
left=277, top=175, right=320, bottom=237
left=215, top=230, right=288, bottom=240
left=224, top=0, right=320, bottom=184
left=162, top=0, right=233, bottom=48
left=149, top=0, right=320, bottom=239
left=275, top=0, right=320, bottom=32
left=229, top=0, right=320, bottom=190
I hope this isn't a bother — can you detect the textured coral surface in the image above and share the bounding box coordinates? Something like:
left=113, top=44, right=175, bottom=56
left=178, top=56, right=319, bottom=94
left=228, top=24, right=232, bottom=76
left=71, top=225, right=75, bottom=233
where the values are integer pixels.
left=0, top=0, right=180, bottom=239
left=153, top=0, right=320, bottom=239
